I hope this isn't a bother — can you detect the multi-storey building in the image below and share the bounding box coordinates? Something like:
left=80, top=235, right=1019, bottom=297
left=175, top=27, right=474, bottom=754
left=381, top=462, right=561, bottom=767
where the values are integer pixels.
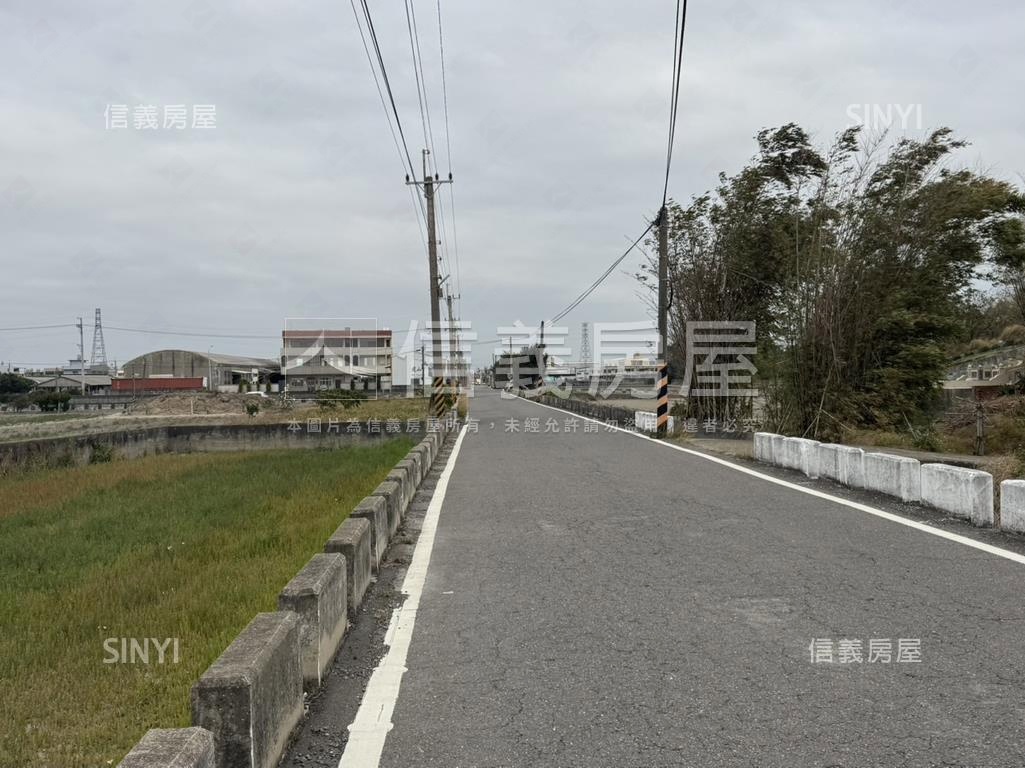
left=281, top=328, right=393, bottom=393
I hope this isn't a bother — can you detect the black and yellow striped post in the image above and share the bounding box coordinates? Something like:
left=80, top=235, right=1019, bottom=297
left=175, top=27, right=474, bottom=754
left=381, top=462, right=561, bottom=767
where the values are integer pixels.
left=430, top=376, right=447, bottom=419
left=656, top=361, right=669, bottom=438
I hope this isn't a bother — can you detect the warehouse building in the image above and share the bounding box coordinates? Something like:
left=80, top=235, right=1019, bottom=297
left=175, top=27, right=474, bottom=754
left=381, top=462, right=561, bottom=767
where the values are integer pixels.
left=120, top=350, right=278, bottom=392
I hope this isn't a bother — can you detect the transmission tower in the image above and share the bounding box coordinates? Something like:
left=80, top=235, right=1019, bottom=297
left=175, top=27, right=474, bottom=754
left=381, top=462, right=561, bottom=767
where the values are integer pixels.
left=580, top=321, right=592, bottom=367
left=90, top=307, right=109, bottom=373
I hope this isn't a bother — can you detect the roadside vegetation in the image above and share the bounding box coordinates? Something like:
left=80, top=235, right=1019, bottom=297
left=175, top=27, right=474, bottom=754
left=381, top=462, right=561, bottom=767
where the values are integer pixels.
left=640, top=124, right=1025, bottom=449
left=0, top=441, right=412, bottom=767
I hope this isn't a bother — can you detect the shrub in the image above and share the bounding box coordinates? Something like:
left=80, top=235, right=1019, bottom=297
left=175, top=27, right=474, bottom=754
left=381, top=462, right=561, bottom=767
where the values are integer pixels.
left=89, top=443, right=115, bottom=464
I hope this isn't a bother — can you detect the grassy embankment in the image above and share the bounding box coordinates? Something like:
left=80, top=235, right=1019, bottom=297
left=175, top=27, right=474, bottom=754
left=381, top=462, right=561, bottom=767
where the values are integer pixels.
left=0, top=440, right=411, bottom=767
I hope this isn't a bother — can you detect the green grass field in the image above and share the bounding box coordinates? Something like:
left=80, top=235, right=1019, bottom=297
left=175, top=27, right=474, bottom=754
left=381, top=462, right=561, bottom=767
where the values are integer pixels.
left=0, top=440, right=412, bottom=767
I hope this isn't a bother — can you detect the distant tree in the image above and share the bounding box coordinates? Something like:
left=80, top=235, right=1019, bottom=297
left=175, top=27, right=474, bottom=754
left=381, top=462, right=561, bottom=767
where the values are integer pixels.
left=0, top=373, right=34, bottom=400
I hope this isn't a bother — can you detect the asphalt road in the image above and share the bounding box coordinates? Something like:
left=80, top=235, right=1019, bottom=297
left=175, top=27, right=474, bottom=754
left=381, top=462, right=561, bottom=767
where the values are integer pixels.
left=314, top=388, right=1025, bottom=767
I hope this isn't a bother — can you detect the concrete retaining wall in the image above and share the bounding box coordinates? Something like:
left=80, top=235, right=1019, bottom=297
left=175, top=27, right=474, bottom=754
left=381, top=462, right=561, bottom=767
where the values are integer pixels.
left=921, top=464, right=994, bottom=526
left=118, top=727, right=215, bottom=768
left=191, top=612, right=303, bottom=768
left=325, top=518, right=372, bottom=614
left=277, top=554, right=347, bottom=691
left=0, top=420, right=428, bottom=476
left=863, top=453, right=921, bottom=502
left=1000, top=480, right=1025, bottom=534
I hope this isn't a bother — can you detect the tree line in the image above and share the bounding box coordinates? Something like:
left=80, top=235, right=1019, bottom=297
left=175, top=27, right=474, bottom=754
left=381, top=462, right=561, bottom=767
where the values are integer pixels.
left=640, top=124, right=1025, bottom=439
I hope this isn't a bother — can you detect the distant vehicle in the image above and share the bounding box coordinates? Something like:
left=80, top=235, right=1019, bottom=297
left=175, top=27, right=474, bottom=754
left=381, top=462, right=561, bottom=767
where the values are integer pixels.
left=244, top=391, right=268, bottom=398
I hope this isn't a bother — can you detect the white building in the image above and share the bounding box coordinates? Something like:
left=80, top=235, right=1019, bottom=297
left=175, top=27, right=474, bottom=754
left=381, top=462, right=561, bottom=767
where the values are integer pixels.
left=281, top=328, right=393, bottom=393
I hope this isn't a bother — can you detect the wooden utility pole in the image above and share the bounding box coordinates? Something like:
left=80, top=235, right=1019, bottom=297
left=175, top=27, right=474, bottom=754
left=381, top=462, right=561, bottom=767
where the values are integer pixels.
left=656, top=206, right=669, bottom=437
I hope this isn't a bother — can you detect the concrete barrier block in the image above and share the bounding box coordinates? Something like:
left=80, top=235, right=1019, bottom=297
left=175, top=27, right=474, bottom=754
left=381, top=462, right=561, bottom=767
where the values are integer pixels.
left=118, top=727, right=214, bottom=768
left=1000, top=480, right=1025, bottom=534
left=770, top=435, right=786, bottom=467
left=191, top=612, right=302, bottom=768
left=782, top=437, right=820, bottom=478
left=634, top=411, right=675, bottom=433
left=864, top=453, right=921, bottom=502
left=818, top=444, right=865, bottom=488
left=386, top=465, right=413, bottom=513
left=350, top=495, right=388, bottom=570
left=325, top=517, right=372, bottom=612
left=920, top=464, right=994, bottom=526
left=423, top=435, right=438, bottom=462
left=415, top=442, right=433, bottom=473
left=395, top=453, right=420, bottom=488
left=370, top=479, right=403, bottom=536
left=277, top=553, right=347, bottom=691
left=753, top=432, right=775, bottom=463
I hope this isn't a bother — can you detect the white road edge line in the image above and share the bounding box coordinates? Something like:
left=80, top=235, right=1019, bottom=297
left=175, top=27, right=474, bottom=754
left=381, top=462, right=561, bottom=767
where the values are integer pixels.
left=521, top=395, right=1025, bottom=567
left=338, top=426, right=469, bottom=768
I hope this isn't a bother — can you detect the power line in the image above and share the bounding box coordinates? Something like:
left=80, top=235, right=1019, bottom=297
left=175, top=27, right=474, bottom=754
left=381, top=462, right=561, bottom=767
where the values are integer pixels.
left=357, top=0, right=417, bottom=179
left=662, top=0, right=688, bottom=207
left=552, top=222, right=655, bottom=324
left=436, top=0, right=462, bottom=313
left=0, top=324, right=76, bottom=332
left=350, top=0, right=430, bottom=252
left=405, top=0, right=438, bottom=168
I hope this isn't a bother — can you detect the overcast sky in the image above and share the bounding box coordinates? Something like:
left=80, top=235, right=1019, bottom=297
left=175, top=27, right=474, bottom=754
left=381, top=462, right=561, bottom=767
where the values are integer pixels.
left=1, top=0, right=1022, bottom=374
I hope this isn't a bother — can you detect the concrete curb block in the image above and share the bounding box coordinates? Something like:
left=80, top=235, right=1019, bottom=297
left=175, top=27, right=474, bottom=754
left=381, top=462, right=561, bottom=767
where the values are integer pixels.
left=1000, top=480, right=1025, bottom=534
left=117, top=727, right=215, bottom=768
left=919, top=464, right=994, bottom=527
left=277, top=553, right=347, bottom=691
left=325, top=517, right=372, bottom=613
left=770, top=435, right=786, bottom=467
left=782, top=437, right=820, bottom=478
left=415, top=442, right=433, bottom=473
left=191, top=612, right=303, bottom=768
left=350, top=495, right=389, bottom=571
left=386, top=465, right=413, bottom=515
left=399, top=452, right=423, bottom=485
left=634, top=411, right=675, bottom=433
left=369, top=480, right=403, bottom=536
left=753, top=432, right=774, bottom=463
left=864, top=453, right=921, bottom=502
left=818, top=444, right=866, bottom=489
